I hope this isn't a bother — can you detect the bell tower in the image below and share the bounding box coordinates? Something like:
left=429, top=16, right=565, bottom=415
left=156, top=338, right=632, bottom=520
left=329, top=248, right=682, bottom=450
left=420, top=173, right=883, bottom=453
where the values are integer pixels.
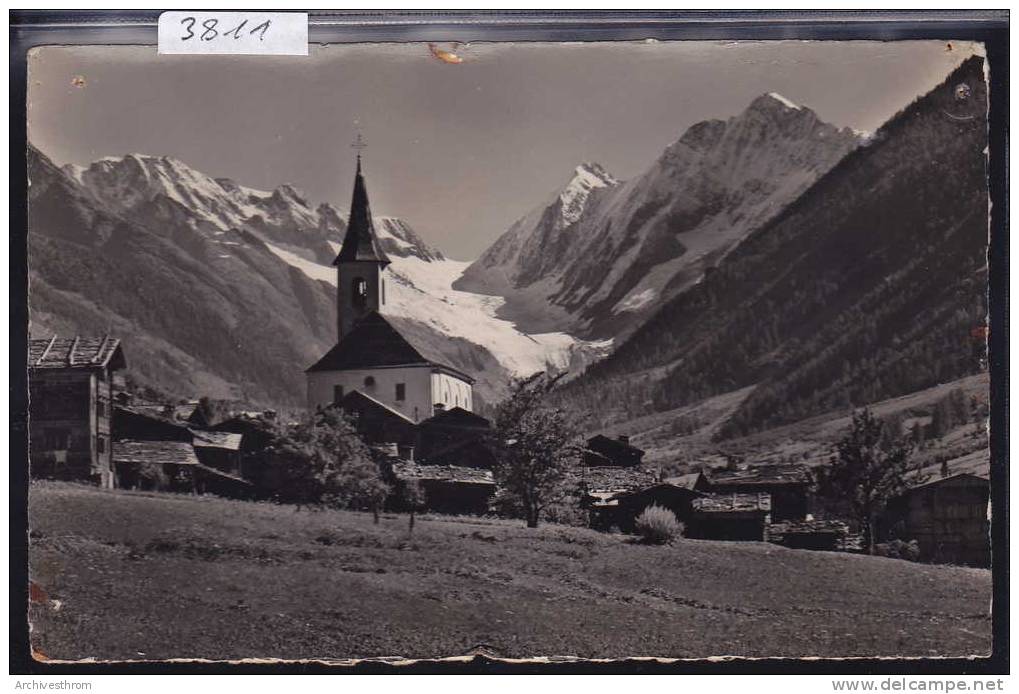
left=333, top=137, right=391, bottom=339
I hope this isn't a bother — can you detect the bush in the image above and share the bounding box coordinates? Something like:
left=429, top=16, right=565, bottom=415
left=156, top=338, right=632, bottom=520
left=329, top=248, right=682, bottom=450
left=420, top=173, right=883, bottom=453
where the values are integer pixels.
left=874, top=539, right=921, bottom=562
left=634, top=504, right=683, bottom=545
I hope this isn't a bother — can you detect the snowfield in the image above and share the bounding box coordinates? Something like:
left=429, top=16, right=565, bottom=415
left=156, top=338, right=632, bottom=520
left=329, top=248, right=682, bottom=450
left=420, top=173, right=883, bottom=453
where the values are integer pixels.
left=268, top=240, right=608, bottom=377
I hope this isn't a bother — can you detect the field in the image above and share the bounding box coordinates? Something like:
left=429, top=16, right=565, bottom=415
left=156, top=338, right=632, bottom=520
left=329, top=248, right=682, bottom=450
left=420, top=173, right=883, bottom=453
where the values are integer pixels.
left=28, top=481, right=991, bottom=663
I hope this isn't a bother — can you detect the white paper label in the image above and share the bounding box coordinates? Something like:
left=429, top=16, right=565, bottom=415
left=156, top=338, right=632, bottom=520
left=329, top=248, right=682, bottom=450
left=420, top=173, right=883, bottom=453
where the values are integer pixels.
left=158, top=12, right=308, bottom=56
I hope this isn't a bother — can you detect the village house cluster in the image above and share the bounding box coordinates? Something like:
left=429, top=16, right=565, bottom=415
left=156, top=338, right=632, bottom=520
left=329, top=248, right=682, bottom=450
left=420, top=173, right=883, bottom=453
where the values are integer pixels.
left=27, top=154, right=991, bottom=569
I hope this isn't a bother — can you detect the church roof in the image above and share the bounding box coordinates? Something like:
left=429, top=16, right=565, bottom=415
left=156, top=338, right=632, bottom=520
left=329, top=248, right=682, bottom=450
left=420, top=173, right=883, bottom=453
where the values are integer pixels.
left=333, top=157, right=391, bottom=266
left=306, top=312, right=474, bottom=383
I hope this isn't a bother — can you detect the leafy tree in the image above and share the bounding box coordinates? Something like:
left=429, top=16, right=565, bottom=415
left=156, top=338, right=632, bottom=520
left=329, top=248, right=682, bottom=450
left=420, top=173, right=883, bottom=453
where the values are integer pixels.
left=817, top=408, right=924, bottom=554
left=492, top=374, right=581, bottom=528
left=255, top=408, right=390, bottom=515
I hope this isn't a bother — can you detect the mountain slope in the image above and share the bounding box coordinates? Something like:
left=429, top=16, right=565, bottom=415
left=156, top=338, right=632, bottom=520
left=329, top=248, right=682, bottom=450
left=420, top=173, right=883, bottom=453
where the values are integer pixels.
left=28, top=148, right=599, bottom=408
left=457, top=94, right=861, bottom=339
left=560, top=56, right=989, bottom=437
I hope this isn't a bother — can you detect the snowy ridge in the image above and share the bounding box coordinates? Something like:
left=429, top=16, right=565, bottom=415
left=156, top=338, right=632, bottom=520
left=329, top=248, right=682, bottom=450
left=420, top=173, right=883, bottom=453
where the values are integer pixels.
left=76, top=153, right=341, bottom=250
left=766, top=92, right=802, bottom=110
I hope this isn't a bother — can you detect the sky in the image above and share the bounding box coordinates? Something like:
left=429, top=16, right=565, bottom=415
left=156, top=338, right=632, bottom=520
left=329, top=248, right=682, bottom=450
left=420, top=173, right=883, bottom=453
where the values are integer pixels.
left=28, top=40, right=980, bottom=259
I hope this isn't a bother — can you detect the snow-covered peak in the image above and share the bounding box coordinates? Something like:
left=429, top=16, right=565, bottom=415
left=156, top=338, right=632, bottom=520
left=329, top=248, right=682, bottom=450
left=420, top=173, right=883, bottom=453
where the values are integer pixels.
left=559, top=162, right=618, bottom=226
left=765, top=92, right=802, bottom=110
left=374, top=216, right=445, bottom=262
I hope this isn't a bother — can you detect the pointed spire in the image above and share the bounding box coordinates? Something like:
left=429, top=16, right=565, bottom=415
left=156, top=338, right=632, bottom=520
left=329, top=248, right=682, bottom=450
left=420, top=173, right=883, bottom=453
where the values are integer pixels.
left=333, top=149, right=391, bottom=267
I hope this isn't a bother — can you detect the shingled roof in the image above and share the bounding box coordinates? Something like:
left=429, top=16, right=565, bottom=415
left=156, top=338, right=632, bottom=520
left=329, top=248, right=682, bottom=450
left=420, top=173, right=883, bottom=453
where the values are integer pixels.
left=579, top=466, right=659, bottom=493
left=190, top=430, right=243, bottom=451
left=306, top=312, right=473, bottom=381
left=693, top=492, right=772, bottom=514
left=392, top=462, right=495, bottom=485
left=333, top=157, right=391, bottom=266
left=704, top=463, right=811, bottom=488
left=29, top=335, right=126, bottom=370
left=113, top=440, right=200, bottom=466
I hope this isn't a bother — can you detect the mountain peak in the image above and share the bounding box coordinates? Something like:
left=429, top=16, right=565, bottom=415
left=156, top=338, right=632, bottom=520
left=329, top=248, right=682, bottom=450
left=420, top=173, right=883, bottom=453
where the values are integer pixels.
left=559, top=162, right=618, bottom=226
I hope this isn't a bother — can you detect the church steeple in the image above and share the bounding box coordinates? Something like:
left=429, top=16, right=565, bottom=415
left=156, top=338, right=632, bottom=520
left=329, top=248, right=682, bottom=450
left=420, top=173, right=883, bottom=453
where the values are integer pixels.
left=334, top=143, right=391, bottom=339
left=333, top=147, right=391, bottom=267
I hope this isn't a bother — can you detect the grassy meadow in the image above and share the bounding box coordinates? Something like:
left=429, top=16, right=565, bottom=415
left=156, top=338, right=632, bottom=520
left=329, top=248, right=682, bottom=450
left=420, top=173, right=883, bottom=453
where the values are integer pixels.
left=28, top=481, right=992, bottom=662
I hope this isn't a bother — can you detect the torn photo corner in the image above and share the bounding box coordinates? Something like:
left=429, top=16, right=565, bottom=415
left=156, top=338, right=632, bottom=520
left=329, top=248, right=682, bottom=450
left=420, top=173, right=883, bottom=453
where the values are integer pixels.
left=22, top=38, right=995, bottom=665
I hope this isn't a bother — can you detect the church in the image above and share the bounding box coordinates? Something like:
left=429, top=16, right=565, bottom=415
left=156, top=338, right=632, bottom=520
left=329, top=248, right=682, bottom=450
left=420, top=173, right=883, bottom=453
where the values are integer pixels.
left=306, top=152, right=475, bottom=423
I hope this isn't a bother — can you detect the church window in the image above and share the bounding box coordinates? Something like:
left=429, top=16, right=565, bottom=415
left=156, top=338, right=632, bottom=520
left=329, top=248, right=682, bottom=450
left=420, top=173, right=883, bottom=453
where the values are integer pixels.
left=381, top=279, right=386, bottom=305
left=333, top=385, right=344, bottom=403
left=364, top=376, right=376, bottom=388
left=352, top=277, right=368, bottom=308
left=395, top=383, right=406, bottom=401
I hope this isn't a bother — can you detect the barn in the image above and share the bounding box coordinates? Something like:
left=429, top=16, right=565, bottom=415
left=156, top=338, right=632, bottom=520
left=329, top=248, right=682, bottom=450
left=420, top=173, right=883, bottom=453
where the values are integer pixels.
left=701, top=464, right=812, bottom=521
left=881, top=473, right=990, bottom=567
left=687, top=492, right=772, bottom=541
left=391, top=461, right=495, bottom=515
left=590, top=483, right=703, bottom=533
left=28, top=336, right=126, bottom=488
left=584, top=434, right=645, bottom=467
left=416, top=406, right=495, bottom=468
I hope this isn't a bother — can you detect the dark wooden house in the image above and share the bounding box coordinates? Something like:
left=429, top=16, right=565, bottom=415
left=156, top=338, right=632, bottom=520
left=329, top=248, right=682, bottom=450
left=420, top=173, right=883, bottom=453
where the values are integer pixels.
left=113, top=439, right=202, bottom=492
left=111, top=404, right=252, bottom=498
left=881, top=473, right=990, bottom=567
left=28, top=336, right=126, bottom=488
left=113, top=404, right=191, bottom=443
left=416, top=406, right=495, bottom=468
left=589, top=483, right=703, bottom=533
left=701, top=464, right=812, bottom=521
left=687, top=492, right=772, bottom=541
left=191, top=430, right=244, bottom=477
left=584, top=434, right=645, bottom=467
left=391, top=462, right=495, bottom=515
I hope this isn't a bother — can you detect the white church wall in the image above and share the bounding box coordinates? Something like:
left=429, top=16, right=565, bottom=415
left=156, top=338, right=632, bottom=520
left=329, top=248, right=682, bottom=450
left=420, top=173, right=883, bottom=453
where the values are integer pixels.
left=430, top=371, right=474, bottom=412
left=307, top=366, right=434, bottom=423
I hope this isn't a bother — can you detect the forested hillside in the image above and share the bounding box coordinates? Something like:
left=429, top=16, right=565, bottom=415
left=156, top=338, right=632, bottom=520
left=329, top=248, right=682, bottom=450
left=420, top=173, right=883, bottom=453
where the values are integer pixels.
left=562, top=56, right=989, bottom=438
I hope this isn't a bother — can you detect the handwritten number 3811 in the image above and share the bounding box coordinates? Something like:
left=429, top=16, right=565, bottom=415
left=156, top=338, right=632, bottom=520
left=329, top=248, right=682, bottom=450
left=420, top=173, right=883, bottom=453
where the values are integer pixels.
left=179, top=17, right=271, bottom=42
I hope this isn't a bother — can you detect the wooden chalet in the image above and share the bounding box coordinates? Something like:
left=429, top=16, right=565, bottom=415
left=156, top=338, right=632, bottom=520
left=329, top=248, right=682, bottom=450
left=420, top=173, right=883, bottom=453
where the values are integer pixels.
left=391, top=461, right=495, bottom=515
left=589, top=482, right=703, bottom=533
left=584, top=434, right=645, bottom=467
left=701, top=464, right=812, bottom=521
left=113, top=439, right=252, bottom=497
left=28, top=336, right=126, bottom=488
left=211, top=413, right=276, bottom=452
left=191, top=430, right=244, bottom=477
left=881, top=472, right=990, bottom=567
left=687, top=492, right=772, bottom=541
left=111, top=404, right=252, bottom=498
